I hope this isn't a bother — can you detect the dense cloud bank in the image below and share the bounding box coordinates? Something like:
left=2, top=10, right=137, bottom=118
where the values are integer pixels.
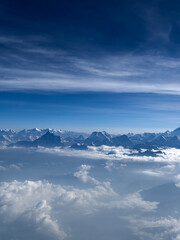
left=33, top=145, right=180, bottom=163
left=0, top=165, right=158, bottom=240
left=1, top=146, right=180, bottom=239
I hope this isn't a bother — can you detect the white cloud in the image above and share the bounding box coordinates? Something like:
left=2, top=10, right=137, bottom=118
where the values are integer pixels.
left=5, top=145, right=180, bottom=166
left=2, top=46, right=180, bottom=94
left=74, top=165, right=99, bottom=184
left=35, top=145, right=153, bottom=161
left=34, top=145, right=180, bottom=164
left=141, top=169, right=164, bottom=177
left=73, top=165, right=158, bottom=211
left=109, top=192, right=158, bottom=212
left=0, top=162, right=22, bottom=171
left=24, top=200, right=64, bottom=239
left=124, top=216, right=180, bottom=240
left=174, top=174, right=180, bottom=188
left=105, top=160, right=115, bottom=171
left=141, top=164, right=175, bottom=177
left=0, top=173, right=158, bottom=239
left=0, top=180, right=66, bottom=240
left=2, top=74, right=180, bottom=94
left=9, top=164, right=21, bottom=170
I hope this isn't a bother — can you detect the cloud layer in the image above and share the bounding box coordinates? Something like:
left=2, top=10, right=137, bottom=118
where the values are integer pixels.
left=34, top=145, right=180, bottom=163
left=0, top=163, right=158, bottom=240
left=125, top=216, right=180, bottom=240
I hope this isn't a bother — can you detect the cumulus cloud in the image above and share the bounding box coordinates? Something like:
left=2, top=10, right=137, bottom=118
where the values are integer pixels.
left=124, top=216, right=180, bottom=240
left=105, top=161, right=126, bottom=171
left=0, top=180, right=66, bottom=240
left=174, top=174, right=180, bottom=188
left=108, top=192, right=158, bottom=212
left=104, top=160, right=115, bottom=171
left=0, top=173, right=158, bottom=239
left=24, top=200, right=64, bottom=239
left=74, top=165, right=99, bottom=184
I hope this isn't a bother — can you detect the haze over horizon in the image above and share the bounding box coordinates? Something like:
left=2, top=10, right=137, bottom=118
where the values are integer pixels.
left=0, top=126, right=179, bottom=135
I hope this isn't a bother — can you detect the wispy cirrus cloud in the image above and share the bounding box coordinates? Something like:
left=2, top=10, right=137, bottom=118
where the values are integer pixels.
left=1, top=35, right=180, bottom=94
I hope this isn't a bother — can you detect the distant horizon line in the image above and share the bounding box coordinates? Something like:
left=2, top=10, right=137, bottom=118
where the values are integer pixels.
left=0, top=127, right=178, bottom=135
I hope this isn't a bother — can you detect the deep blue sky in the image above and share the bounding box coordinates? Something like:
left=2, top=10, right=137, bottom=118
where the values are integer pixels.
left=1, top=0, right=180, bottom=132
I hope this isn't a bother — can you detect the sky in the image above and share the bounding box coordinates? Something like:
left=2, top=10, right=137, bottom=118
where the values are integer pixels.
left=1, top=0, right=180, bottom=132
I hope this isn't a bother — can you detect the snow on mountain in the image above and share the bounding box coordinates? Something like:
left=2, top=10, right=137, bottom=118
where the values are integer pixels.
left=16, top=128, right=43, bottom=141
left=111, top=135, right=134, bottom=147
left=0, top=128, right=88, bottom=144
left=171, top=127, right=180, bottom=138
left=33, top=131, right=62, bottom=147
left=0, top=135, right=11, bottom=146
left=167, top=136, right=180, bottom=147
left=74, top=135, right=85, bottom=144
left=12, top=131, right=62, bottom=148
left=151, top=135, right=180, bottom=148
left=84, top=131, right=112, bottom=146
left=3, top=127, right=180, bottom=149
left=151, top=135, right=168, bottom=147
left=71, top=143, right=88, bottom=150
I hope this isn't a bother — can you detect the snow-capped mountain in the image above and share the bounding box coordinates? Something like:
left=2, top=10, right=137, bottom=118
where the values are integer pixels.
left=171, top=127, right=180, bottom=138
left=84, top=131, right=112, bottom=146
left=11, top=131, right=62, bottom=147
left=3, top=127, right=180, bottom=149
left=151, top=135, right=180, bottom=148
left=0, top=128, right=88, bottom=145
left=0, top=128, right=42, bottom=143
left=111, top=135, right=133, bottom=147
left=33, top=131, right=62, bottom=147
left=151, top=135, right=168, bottom=147
left=0, top=135, right=10, bottom=146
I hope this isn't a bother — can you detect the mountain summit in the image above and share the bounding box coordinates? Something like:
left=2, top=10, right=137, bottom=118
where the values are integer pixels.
left=5, top=127, right=180, bottom=149
left=33, top=131, right=62, bottom=147
left=84, top=131, right=111, bottom=146
left=11, top=131, right=62, bottom=148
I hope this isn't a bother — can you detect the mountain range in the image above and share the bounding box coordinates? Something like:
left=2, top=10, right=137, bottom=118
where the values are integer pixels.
left=1, top=127, right=180, bottom=149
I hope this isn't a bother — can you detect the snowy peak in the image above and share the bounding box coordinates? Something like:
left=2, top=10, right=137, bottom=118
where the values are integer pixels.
left=84, top=131, right=112, bottom=146
left=112, top=135, right=133, bottom=147
left=0, top=128, right=88, bottom=144
left=171, top=127, right=180, bottom=137
left=151, top=135, right=168, bottom=146
left=33, top=131, right=62, bottom=147
left=3, top=127, right=180, bottom=149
